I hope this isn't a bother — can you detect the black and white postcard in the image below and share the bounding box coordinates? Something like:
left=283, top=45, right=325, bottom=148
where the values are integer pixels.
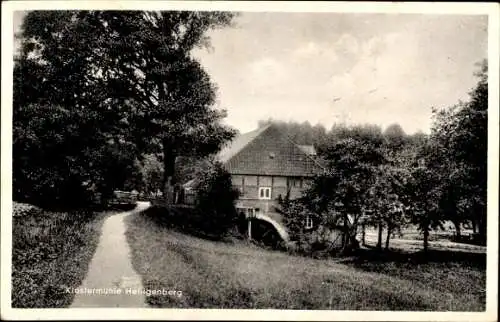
left=1, top=1, right=498, bottom=321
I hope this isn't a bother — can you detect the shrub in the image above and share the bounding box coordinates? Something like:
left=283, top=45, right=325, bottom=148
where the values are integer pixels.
left=11, top=202, right=104, bottom=307
left=193, top=161, right=239, bottom=236
left=278, top=194, right=356, bottom=256
left=13, top=102, right=140, bottom=209
left=278, top=194, right=319, bottom=254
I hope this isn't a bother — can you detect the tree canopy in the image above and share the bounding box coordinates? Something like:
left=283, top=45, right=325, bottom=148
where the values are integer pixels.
left=14, top=10, right=236, bottom=207
left=427, top=59, right=488, bottom=241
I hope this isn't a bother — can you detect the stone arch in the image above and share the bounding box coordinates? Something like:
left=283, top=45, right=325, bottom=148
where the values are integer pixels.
left=254, top=213, right=290, bottom=243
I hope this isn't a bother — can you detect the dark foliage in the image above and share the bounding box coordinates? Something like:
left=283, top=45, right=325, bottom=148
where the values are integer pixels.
left=277, top=193, right=319, bottom=253
left=12, top=203, right=105, bottom=307
left=427, top=59, right=488, bottom=243
left=193, top=162, right=240, bottom=236
left=141, top=161, right=239, bottom=239
left=13, top=11, right=236, bottom=208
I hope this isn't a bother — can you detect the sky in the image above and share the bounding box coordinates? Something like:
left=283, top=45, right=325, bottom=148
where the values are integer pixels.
left=13, top=11, right=488, bottom=134
left=193, top=13, right=488, bottom=134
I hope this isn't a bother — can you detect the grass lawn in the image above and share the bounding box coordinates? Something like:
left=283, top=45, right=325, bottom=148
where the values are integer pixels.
left=125, top=207, right=486, bottom=310
left=11, top=202, right=112, bottom=308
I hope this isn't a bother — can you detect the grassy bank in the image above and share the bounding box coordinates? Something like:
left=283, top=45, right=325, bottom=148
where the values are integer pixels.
left=137, top=204, right=239, bottom=241
left=125, top=208, right=486, bottom=310
left=11, top=203, right=110, bottom=308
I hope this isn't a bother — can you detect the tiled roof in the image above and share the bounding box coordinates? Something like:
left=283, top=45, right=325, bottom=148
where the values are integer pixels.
left=217, top=124, right=271, bottom=163
left=217, top=124, right=325, bottom=177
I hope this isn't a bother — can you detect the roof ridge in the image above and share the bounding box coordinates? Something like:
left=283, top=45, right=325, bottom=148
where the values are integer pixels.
left=219, top=123, right=326, bottom=174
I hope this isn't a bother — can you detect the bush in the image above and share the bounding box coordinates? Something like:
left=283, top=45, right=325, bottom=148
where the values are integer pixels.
left=11, top=202, right=105, bottom=307
left=193, top=161, right=239, bottom=236
left=278, top=195, right=320, bottom=254
left=13, top=102, right=140, bottom=209
left=278, top=194, right=355, bottom=256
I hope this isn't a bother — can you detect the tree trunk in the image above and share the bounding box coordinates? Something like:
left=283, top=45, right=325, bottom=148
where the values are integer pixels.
left=472, top=220, right=477, bottom=234
left=342, top=214, right=349, bottom=252
left=361, top=223, right=366, bottom=246
left=377, top=221, right=383, bottom=250
left=423, top=225, right=429, bottom=253
left=162, top=141, right=177, bottom=205
left=453, top=220, right=461, bottom=240
left=477, top=217, right=486, bottom=245
left=473, top=203, right=486, bottom=244
left=385, top=225, right=392, bottom=250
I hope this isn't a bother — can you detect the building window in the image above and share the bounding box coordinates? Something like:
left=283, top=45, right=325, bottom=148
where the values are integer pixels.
left=305, top=216, right=313, bottom=229
left=258, top=187, right=271, bottom=200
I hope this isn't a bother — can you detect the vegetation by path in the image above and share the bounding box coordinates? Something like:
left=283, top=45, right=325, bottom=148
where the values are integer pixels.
left=125, top=209, right=486, bottom=310
left=11, top=203, right=111, bottom=308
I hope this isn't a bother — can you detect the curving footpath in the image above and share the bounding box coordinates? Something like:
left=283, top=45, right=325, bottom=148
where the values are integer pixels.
left=71, top=202, right=151, bottom=308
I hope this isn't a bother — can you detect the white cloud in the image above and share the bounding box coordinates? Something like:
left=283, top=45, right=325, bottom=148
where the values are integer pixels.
left=292, top=41, right=319, bottom=58
left=228, top=33, right=433, bottom=133
left=196, top=13, right=486, bottom=134
left=248, top=57, right=288, bottom=80
left=244, top=57, right=289, bottom=95
left=335, top=33, right=359, bottom=56
left=291, top=41, right=338, bottom=63
left=321, top=32, right=434, bottom=132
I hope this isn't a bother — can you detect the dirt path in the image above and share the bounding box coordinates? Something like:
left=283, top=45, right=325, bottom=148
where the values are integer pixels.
left=71, top=202, right=151, bottom=308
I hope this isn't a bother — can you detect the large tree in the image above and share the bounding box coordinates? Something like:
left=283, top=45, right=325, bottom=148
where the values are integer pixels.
left=14, top=11, right=236, bottom=206
left=405, top=159, right=444, bottom=253
left=428, top=59, right=488, bottom=242
left=366, top=165, right=411, bottom=250
left=384, top=123, right=407, bottom=150
left=305, top=124, right=388, bottom=252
